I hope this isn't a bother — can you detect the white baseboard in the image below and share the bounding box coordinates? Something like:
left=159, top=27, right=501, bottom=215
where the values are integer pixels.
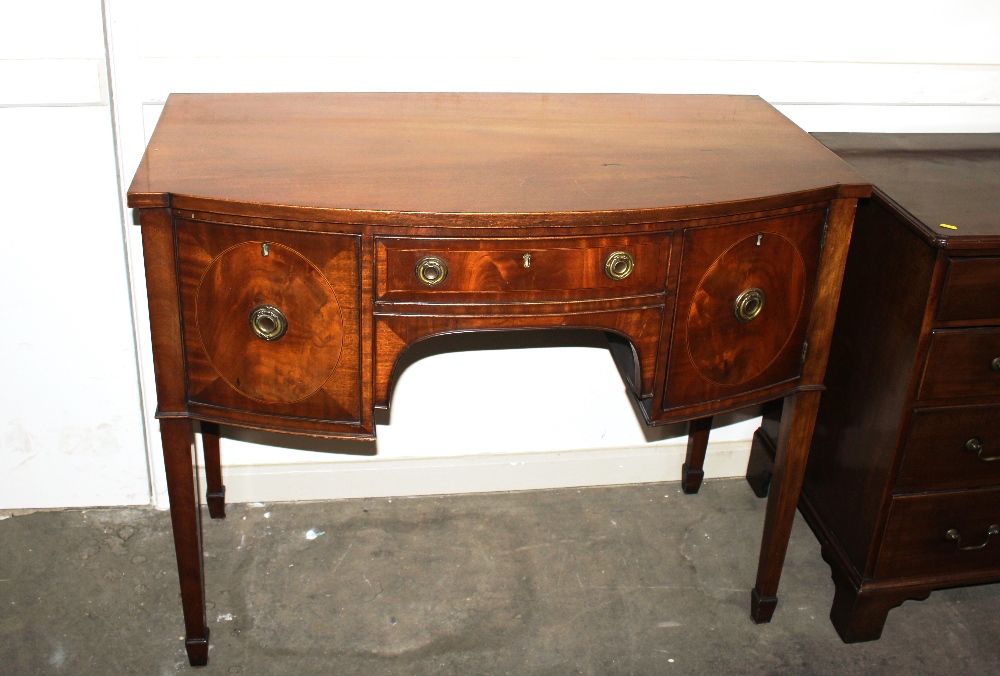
left=194, top=441, right=752, bottom=506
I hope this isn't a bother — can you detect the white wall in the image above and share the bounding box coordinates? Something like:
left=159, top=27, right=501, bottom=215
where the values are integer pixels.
left=0, top=1, right=149, bottom=508
left=3, top=1, right=998, bottom=509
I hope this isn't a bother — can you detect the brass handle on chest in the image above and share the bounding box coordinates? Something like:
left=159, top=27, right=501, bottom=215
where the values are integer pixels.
left=992, top=357, right=1000, bottom=371
left=604, top=251, right=634, bottom=280
left=415, top=256, right=448, bottom=286
left=945, top=524, right=1000, bottom=551
left=734, top=288, right=765, bottom=323
left=249, top=305, right=288, bottom=341
left=966, top=438, right=1000, bottom=462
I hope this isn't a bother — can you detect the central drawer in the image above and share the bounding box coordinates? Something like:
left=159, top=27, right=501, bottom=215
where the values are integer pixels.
left=375, top=234, right=671, bottom=304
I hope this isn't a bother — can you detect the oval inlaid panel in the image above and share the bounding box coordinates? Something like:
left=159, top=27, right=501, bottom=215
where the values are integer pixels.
left=197, top=242, right=344, bottom=403
left=686, top=232, right=806, bottom=386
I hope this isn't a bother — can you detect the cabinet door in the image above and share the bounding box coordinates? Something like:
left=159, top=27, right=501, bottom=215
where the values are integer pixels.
left=177, top=219, right=366, bottom=435
left=661, top=208, right=825, bottom=411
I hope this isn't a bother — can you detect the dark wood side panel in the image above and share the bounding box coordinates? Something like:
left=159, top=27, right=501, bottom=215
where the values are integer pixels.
left=139, top=208, right=187, bottom=415
left=804, top=196, right=937, bottom=577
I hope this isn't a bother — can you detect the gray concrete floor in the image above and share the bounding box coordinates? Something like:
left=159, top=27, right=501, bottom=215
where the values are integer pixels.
left=1, top=479, right=998, bottom=675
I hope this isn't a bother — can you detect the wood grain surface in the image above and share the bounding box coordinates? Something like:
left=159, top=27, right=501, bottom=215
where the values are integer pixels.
left=815, top=133, right=1000, bottom=247
left=128, top=94, right=872, bottom=664
left=376, top=234, right=670, bottom=303
left=918, top=327, right=1000, bottom=401
left=128, top=93, right=868, bottom=220
left=896, top=405, right=1000, bottom=492
left=663, top=208, right=824, bottom=410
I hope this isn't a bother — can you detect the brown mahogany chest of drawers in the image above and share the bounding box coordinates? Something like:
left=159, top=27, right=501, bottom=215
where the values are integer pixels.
left=127, top=93, right=870, bottom=665
left=747, top=133, right=1000, bottom=642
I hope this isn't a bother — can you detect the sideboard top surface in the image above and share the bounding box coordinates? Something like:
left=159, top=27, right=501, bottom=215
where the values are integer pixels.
left=815, top=133, right=1000, bottom=247
left=127, top=93, right=868, bottom=222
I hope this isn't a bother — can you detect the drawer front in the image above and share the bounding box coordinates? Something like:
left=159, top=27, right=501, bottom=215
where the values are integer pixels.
left=938, top=257, right=1000, bottom=323
left=896, top=406, right=1000, bottom=492
left=876, top=488, right=1000, bottom=580
left=918, top=328, right=1000, bottom=401
left=662, top=207, right=825, bottom=410
left=375, top=234, right=670, bottom=303
left=177, top=220, right=363, bottom=424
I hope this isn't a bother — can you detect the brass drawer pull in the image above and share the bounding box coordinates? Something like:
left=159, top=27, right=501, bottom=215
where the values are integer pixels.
left=992, top=356, right=1000, bottom=371
left=945, top=524, right=1000, bottom=551
left=604, top=251, right=634, bottom=280
left=249, top=304, right=288, bottom=341
left=734, top=288, right=765, bottom=323
left=415, top=256, right=448, bottom=286
left=966, top=437, right=1000, bottom=462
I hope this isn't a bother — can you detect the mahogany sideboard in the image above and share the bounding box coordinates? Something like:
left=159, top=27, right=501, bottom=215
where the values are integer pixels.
left=127, top=93, right=870, bottom=666
left=745, top=133, right=1000, bottom=642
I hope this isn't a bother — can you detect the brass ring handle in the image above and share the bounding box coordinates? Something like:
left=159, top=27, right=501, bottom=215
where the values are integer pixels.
left=734, top=288, right=765, bottom=323
left=966, top=437, right=1000, bottom=462
left=415, top=256, right=448, bottom=286
left=992, top=357, right=1000, bottom=371
left=945, top=524, right=1000, bottom=551
left=249, top=304, right=288, bottom=341
left=604, top=251, right=634, bottom=280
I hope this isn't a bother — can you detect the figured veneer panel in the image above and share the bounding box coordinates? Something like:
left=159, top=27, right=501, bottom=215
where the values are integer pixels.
left=938, top=257, right=1000, bottom=323
left=876, top=488, right=1000, bottom=580
left=687, top=233, right=806, bottom=386
left=197, top=242, right=344, bottom=403
left=375, top=234, right=670, bottom=303
left=896, top=405, right=1000, bottom=492
left=177, top=220, right=363, bottom=424
left=918, top=328, right=1000, bottom=401
left=662, top=208, right=825, bottom=410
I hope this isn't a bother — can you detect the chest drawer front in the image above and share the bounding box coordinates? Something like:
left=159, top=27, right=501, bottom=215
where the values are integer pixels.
left=938, top=257, right=1000, bottom=323
left=375, top=234, right=670, bottom=303
left=876, top=488, right=1000, bottom=580
left=897, top=406, right=1000, bottom=492
left=917, top=328, right=1000, bottom=401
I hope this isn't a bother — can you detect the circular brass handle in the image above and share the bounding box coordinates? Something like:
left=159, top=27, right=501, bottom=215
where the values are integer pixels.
left=415, top=256, right=448, bottom=286
left=249, top=304, right=288, bottom=341
left=992, top=356, right=1000, bottom=371
left=604, top=251, right=634, bottom=280
left=734, top=288, right=765, bottom=323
